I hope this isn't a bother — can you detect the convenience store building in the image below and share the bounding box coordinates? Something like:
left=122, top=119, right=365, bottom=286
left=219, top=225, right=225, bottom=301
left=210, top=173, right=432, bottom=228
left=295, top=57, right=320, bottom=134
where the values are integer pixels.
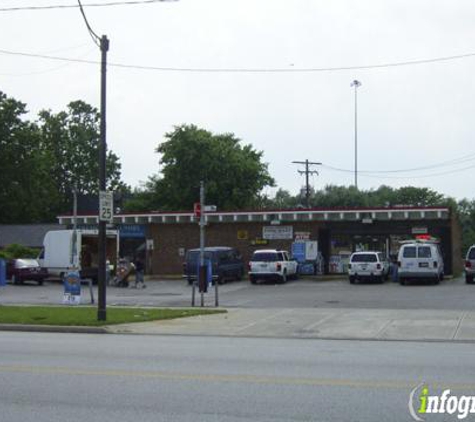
left=59, top=206, right=462, bottom=276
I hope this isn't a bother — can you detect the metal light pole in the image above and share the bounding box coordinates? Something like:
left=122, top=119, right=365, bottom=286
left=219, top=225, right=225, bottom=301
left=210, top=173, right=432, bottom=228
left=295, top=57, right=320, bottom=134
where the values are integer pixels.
left=350, top=80, right=362, bottom=189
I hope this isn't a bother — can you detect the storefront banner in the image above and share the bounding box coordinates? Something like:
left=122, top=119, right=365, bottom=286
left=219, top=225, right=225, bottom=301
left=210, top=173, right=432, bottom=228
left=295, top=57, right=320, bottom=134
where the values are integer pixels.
left=263, top=226, right=293, bottom=240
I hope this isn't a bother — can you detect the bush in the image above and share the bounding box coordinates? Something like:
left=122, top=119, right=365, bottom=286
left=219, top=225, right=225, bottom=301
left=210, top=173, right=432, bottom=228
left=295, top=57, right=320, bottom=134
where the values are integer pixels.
left=0, top=244, right=40, bottom=260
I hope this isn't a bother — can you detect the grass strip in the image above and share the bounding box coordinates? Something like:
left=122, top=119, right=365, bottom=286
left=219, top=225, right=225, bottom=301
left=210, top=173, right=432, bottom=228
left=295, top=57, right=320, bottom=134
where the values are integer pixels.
left=0, top=306, right=226, bottom=327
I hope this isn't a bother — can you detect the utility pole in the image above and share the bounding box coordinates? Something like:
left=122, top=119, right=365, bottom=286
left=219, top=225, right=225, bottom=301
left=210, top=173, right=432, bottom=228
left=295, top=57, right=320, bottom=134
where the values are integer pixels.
left=292, top=160, right=321, bottom=208
left=97, top=35, right=109, bottom=321
left=77, top=0, right=109, bottom=321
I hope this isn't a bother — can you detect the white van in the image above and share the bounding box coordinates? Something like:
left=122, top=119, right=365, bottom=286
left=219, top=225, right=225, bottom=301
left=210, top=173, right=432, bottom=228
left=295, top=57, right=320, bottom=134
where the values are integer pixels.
left=397, top=241, right=444, bottom=285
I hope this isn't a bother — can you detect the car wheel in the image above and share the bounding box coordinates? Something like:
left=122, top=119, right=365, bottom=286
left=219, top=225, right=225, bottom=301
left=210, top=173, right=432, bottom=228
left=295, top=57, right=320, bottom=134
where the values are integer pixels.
left=399, top=278, right=406, bottom=286
left=250, top=275, right=257, bottom=285
left=349, top=276, right=355, bottom=284
left=38, top=279, right=44, bottom=286
left=378, top=275, right=385, bottom=284
left=466, top=275, right=474, bottom=284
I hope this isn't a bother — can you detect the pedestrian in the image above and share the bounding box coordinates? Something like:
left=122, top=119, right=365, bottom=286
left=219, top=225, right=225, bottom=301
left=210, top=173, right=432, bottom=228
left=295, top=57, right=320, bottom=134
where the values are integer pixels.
left=134, top=256, right=146, bottom=288
left=390, top=255, right=399, bottom=283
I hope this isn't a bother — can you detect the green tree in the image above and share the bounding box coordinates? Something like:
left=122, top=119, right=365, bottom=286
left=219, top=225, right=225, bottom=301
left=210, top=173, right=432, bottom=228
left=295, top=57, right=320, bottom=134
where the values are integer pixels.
left=0, top=91, right=56, bottom=223
left=134, top=124, right=275, bottom=211
left=456, top=199, right=475, bottom=253
left=38, top=100, right=127, bottom=215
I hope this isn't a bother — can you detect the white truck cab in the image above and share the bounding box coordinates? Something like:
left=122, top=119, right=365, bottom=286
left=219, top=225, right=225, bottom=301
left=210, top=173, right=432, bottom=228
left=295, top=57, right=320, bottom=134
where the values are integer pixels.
left=248, top=249, right=298, bottom=284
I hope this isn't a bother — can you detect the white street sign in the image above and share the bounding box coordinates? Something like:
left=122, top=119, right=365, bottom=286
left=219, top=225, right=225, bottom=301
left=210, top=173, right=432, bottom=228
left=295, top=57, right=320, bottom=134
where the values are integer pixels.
left=99, top=191, right=114, bottom=223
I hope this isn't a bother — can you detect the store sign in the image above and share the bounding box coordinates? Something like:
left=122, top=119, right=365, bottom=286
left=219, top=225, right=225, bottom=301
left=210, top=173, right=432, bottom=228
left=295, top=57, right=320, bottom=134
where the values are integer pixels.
left=251, top=238, right=269, bottom=246
left=412, top=227, right=428, bottom=235
left=119, top=224, right=146, bottom=238
left=295, top=231, right=310, bottom=241
left=237, top=230, right=249, bottom=240
left=263, top=226, right=293, bottom=240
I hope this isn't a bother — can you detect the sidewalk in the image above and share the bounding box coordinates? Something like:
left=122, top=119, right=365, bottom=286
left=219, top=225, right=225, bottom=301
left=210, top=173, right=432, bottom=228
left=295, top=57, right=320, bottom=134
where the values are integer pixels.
left=106, top=307, right=475, bottom=342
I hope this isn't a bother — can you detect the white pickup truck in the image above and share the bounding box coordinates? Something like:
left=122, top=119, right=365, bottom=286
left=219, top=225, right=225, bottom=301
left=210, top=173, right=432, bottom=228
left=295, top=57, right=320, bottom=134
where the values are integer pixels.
left=248, top=249, right=298, bottom=284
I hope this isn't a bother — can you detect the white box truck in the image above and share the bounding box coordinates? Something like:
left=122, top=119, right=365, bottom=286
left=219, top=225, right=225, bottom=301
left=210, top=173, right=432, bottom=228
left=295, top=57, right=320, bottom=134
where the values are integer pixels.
left=38, top=229, right=119, bottom=281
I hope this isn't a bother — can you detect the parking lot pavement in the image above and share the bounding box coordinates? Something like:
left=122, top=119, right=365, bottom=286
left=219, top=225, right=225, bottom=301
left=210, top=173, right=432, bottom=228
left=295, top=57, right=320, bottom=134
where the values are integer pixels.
left=2, top=276, right=475, bottom=341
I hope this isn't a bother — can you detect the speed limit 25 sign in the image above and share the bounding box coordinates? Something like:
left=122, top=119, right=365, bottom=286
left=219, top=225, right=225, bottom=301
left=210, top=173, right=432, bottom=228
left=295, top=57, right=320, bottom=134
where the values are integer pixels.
left=99, top=191, right=114, bottom=223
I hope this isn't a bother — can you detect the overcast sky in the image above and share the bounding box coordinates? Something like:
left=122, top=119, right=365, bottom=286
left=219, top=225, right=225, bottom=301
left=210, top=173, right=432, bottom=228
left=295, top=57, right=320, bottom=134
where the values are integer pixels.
left=2, top=0, right=475, bottom=201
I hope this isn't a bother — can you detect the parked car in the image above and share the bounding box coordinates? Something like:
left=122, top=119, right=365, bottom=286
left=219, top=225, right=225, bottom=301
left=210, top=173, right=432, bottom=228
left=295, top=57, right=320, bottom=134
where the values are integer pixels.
left=464, top=245, right=475, bottom=284
left=183, top=247, right=244, bottom=285
left=248, top=249, right=298, bottom=284
left=6, top=258, right=48, bottom=285
left=397, top=241, right=444, bottom=285
left=348, top=251, right=390, bottom=284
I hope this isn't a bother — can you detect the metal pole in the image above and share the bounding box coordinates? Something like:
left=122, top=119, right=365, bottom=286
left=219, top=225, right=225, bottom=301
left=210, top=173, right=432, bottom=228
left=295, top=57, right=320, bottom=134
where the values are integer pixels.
left=351, top=80, right=361, bottom=189
left=354, top=85, right=358, bottom=189
left=305, top=159, right=310, bottom=208
left=199, top=181, right=205, bottom=307
left=97, top=35, right=109, bottom=322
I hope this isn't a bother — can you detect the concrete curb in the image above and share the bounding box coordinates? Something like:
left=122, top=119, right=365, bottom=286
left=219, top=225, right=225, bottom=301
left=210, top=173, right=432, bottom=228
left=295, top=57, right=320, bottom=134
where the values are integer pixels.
left=0, top=324, right=108, bottom=334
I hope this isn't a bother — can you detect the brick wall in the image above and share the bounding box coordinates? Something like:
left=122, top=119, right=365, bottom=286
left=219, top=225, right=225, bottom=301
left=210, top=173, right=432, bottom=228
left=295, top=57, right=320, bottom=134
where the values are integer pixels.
left=150, top=221, right=322, bottom=275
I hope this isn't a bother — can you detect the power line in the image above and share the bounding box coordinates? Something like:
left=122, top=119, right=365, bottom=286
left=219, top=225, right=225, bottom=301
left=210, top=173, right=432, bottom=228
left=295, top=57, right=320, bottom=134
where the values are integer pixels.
left=77, top=0, right=100, bottom=47
left=0, top=47, right=474, bottom=73
left=0, top=0, right=177, bottom=12
left=322, top=153, right=475, bottom=175
left=323, top=163, right=475, bottom=180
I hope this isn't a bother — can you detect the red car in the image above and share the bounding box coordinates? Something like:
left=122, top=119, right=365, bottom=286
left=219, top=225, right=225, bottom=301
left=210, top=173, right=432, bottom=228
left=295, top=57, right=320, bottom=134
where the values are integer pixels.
left=7, top=259, right=48, bottom=285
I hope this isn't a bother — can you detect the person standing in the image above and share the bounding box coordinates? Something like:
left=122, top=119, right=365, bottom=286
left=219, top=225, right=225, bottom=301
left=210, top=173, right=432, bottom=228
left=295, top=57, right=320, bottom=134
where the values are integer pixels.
left=134, top=256, right=145, bottom=288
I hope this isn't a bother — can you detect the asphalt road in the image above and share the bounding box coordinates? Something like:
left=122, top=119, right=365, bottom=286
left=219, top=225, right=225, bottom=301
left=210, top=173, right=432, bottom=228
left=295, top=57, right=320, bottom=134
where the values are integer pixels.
left=1, top=276, right=474, bottom=310
left=1, top=332, right=474, bottom=422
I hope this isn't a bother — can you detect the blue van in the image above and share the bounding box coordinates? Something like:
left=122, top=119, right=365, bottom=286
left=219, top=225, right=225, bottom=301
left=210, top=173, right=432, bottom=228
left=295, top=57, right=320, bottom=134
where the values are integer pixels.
left=183, top=247, right=244, bottom=285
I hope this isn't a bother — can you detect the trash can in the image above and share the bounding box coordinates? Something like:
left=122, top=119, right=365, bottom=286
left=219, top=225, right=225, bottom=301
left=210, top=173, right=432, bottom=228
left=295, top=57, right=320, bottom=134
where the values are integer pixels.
left=0, top=259, right=6, bottom=287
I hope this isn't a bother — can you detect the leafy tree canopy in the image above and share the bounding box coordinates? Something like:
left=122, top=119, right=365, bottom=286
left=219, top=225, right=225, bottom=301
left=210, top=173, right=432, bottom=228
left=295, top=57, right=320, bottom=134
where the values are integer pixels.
left=0, top=91, right=127, bottom=223
left=129, top=124, right=275, bottom=211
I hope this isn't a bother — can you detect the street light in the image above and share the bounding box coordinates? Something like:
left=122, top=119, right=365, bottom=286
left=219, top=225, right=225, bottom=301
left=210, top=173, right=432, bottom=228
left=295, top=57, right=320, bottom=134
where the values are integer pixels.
left=350, top=79, right=362, bottom=189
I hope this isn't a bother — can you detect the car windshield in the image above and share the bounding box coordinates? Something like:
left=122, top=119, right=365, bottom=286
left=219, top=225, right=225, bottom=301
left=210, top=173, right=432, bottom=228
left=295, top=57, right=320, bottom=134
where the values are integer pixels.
left=418, top=246, right=432, bottom=258
left=351, top=254, right=377, bottom=263
left=186, top=251, right=215, bottom=262
left=402, top=247, right=417, bottom=258
left=15, top=259, right=39, bottom=268
left=252, top=253, right=278, bottom=262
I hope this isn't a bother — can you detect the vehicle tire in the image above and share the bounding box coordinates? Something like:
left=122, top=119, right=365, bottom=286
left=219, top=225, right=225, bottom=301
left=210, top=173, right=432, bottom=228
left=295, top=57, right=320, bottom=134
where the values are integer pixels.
left=236, top=270, right=243, bottom=281
left=399, top=278, right=406, bottom=286
left=38, top=279, right=44, bottom=286
left=349, top=276, right=355, bottom=284
left=466, top=275, right=474, bottom=284
left=378, top=275, right=385, bottom=284
left=250, top=275, right=257, bottom=285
